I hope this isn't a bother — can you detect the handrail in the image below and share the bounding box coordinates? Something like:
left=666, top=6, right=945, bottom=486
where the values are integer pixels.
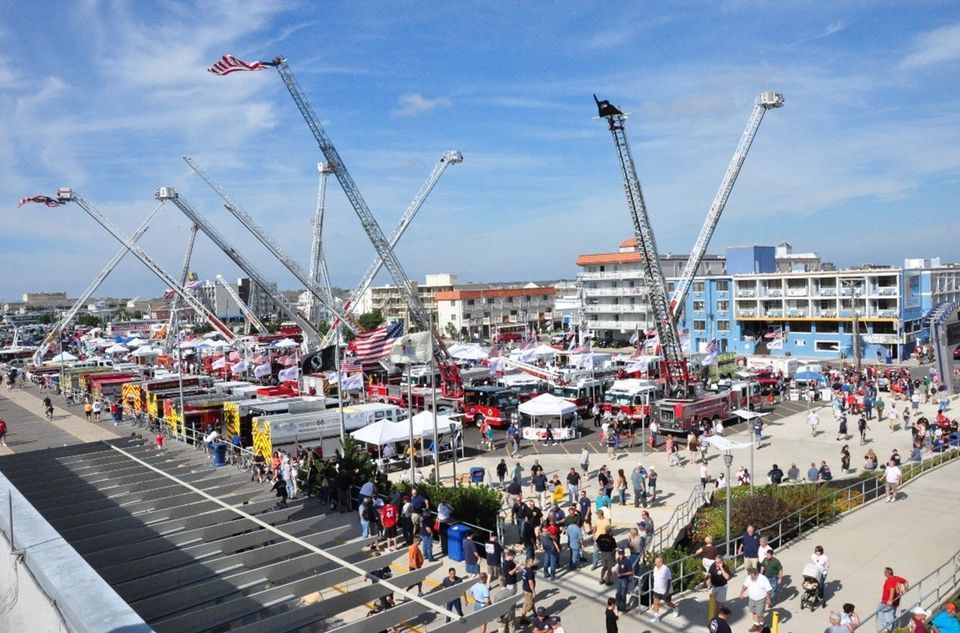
left=633, top=446, right=960, bottom=606
left=649, top=483, right=713, bottom=553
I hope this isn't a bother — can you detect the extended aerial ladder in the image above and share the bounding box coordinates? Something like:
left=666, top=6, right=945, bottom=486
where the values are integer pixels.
left=319, top=150, right=463, bottom=348
left=215, top=274, right=269, bottom=334
left=163, top=224, right=200, bottom=354
left=595, top=97, right=690, bottom=395
left=307, top=163, right=336, bottom=324
left=182, top=156, right=360, bottom=337
left=669, top=92, right=784, bottom=319
left=155, top=187, right=325, bottom=344
left=262, top=57, right=462, bottom=396
left=33, top=202, right=167, bottom=364
left=53, top=189, right=236, bottom=342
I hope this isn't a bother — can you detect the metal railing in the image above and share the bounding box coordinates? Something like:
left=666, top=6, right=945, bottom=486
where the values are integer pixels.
left=648, top=483, right=713, bottom=554
left=632, top=446, right=960, bottom=607
left=861, top=548, right=960, bottom=632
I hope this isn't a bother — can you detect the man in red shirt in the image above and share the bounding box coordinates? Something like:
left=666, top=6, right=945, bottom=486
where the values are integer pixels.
left=0, top=417, right=7, bottom=447
left=380, top=501, right=400, bottom=552
left=876, top=567, right=908, bottom=630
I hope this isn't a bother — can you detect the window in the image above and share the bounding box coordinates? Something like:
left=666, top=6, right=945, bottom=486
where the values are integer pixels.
left=717, top=320, right=730, bottom=332
left=466, top=299, right=475, bottom=306
left=666, top=282, right=675, bottom=292
left=693, top=281, right=705, bottom=293
left=693, top=320, right=707, bottom=331
left=715, top=280, right=729, bottom=292
left=693, top=301, right=705, bottom=312
left=716, top=300, right=729, bottom=312
left=507, top=297, right=514, bottom=303
left=815, top=340, right=840, bottom=352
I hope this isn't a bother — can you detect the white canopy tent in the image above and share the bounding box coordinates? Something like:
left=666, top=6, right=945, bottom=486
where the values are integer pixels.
left=126, top=337, right=149, bottom=347
left=448, top=344, right=489, bottom=361
left=518, top=393, right=578, bottom=441
left=518, top=393, right=577, bottom=417
left=130, top=346, right=158, bottom=357
left=274, top=338, right=299, bottom=349
left=104, top=344, right=129, bottom=354
left=50, top=352, right=78, bottom=363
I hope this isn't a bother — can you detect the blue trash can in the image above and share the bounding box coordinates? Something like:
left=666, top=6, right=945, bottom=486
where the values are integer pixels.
left=211, top=442, right=228, bottom=467
left=469, top=467, right=485, bottom=485
left=447, top=523, right=468, bottom=562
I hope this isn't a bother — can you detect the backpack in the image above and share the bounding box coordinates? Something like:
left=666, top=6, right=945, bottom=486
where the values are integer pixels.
left=362, top=505, right=374, bottom=521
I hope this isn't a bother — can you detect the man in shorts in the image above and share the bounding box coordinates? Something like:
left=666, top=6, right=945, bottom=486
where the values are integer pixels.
left=380, top=500, right=400, bottom=551
left=738, top=566, right=772, bottom=632
left=884, top=459, right=902, bottom=502
left=707, top=555, right=732, bottom=609
left=648, top=556, right=679, bottom=622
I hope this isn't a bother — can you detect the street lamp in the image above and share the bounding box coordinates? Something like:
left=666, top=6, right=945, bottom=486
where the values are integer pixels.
left=723, top=451, right=734, bottom=557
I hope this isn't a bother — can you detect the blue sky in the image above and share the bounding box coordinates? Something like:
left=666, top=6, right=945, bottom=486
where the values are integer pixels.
left=1, top=1, right=958, bottom=301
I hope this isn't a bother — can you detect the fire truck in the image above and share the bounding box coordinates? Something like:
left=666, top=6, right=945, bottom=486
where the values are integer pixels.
left=602, top=378, right=661, bottom=420
left=548, top=377, right=605, bottom=417
left=655, top=381, right=762, bottom=434
left=462, top=385, right=519, bottom=428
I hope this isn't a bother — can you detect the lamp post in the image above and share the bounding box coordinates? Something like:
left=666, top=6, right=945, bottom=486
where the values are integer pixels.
left=449, top=422, right=458, bottom=486
left=723, top=451, right=734, bottom=557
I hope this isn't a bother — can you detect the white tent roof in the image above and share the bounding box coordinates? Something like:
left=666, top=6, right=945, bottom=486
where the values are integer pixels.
left=50, top=352, right=78, bottom=362
left=701, top=435, right=754, bottom=451
left=533, top=344, right=558, bottom=357
left=350, top=413, right=462, bottom=447
left=131, top=346, right=158, bottom=357
left=448, top=344, right=489, bottom=361
left=274, top=338, right=299, bottom=348
left=410, top=411, right=462, bottom=436
left=518, top=393, right=577, bottom=417
left=126, top=337, right=149, bottom=347
left=104, top=344, right=129, bottom=354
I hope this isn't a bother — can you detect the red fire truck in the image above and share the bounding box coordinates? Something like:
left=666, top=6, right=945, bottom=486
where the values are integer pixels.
left=463, top=386, right=519, bottom=428
left=655, top=381, right=762, bottom=434
left=602, top=378, right=661, bottom=420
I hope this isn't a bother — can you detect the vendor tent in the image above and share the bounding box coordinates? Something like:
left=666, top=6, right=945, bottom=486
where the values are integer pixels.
left=518, top=393, right=576, bottom=417
left=50, top=352, right=78, bottom=363
left=104, top=344, right=129, bottom=354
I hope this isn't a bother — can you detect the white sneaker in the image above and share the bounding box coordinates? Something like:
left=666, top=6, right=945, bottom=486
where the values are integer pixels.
left=649, top=615, right=660, bottom=623
left=673, top=609, right=680, bottom=618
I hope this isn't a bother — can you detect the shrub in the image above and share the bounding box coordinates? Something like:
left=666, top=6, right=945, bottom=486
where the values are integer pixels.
left=645, top=546, right=705, bottom=592
left=392, top=481, right=503, bottom=533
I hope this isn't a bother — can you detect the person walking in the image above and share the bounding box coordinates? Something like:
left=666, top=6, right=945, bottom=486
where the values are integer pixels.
left=759, top=548, right=784, bottom=605
left=539, top=524, right=559, bottom=580
left=92, top=399, right=102, bottom=422
left=443, top=568, right=464, bottom=621
left=0, top=417, right=7, bottom=447
left=615, top=468, right=628, bottom=505
left=566, top=520, right=584, bottom=570
left=470, top=573, right=491, bottom=633
left=596, top=526, right=617, bottom=585
left=647, top=466, right=658, bottom=503
left=707, top=555, right=732, bottom=609
left=520, top=557, right=537, bottom=621
left=858, top=415, right=870, bottom=445
left=566, top=467, right=581, bottom=504
left=579, top=447, right=590, bottom=476
left=407, top=536, right=425, bottom=596
left=884, top=459, right=903, bottom=502
left=877, top=567, right=909, bottom=631
left=496, top=459, right=508, bottom=487
left=464, top=531, right=480, bottom=579
left=485, top=534, right=503, bottom=582
left=811, top=545, right=830, bottom=603
left=808, top=409, right=821, bottom=437
left=648, top=556, right=679, bottom=622
left=738, top=566, right=772, bottom=632
left=739, top=524, right=761, bottom=571
left=840, top=445, right=852, bottom=473
left=708, top=605, right=733, bottom=633
left=605, top=597, right=619, bottom=633
left=824, top=611, right=848, bottom=633
left=614, top=548, right=633, bottom=612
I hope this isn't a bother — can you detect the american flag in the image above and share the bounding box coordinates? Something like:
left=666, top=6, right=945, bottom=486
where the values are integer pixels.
left=350, top=321, right=404, bottom=362
left=341, top=359, right=362, bottom=373
left=18, top=195, right=64, bottom=207
left=162, top=288, right=176, bottom=299
left=207, top=54, right=268, bottom=75
left=184, top=280, right=201, bottom=290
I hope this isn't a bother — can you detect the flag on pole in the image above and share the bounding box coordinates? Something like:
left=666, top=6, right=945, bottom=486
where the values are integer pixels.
left=389, top=331, right=432, bottom=364
left=277, top=366, right=300, bottom=382
left=629, top=325, right=641, bottom=346
left=350, top=321, right=404, bottom=362
left=211, top=357, right=226, bottom=369
left=703, top=338, right=719, bottom=366
left=207, top=54, right=269, bottom=75
left=162, top=288, right=176, bottom=299
left=767, top=329, right=785, bottom=350
left=231, top=359, right=247, bottom=374
left=254, top=363, right=271, bottom=378
left=340, top=373, right=363, bottom=391
left=18, top=195, right=64, bottom=207
left=301, top=345, right=337, bottom=374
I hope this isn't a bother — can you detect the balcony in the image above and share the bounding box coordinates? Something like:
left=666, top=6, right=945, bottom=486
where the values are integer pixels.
left=736, top=289, right=756, bottom=297
left=814, top=288, right=837, bottom=297
left=786, top=288, right=808, bottom=297
left=875, top=287, right=898, bottom=296
left=815, top=309, right=837, bottom=318
left=582, top=287, right=649, bottom=297
left=737, top=309, right=759, bottom=317
left=585, top=304, right=644, bottom=314
left=590, top=319, right=644, bottom=330
left=786, top=308, right=808, bottom=317
left=877, top=309, right=898, bottom=318
left=579, top=270, right=644, bottom=281
left=766, top=309, right=784, bottom=317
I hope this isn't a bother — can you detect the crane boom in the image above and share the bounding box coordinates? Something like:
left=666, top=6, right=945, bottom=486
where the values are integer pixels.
left=156, top=188, right=324, bottom=343
left=670, top=92, right=784, bottom=318
left=308, top=163, right=336, bottom=324
left=54, top=189, right=236, bottom=342
left=182, top=155, right=359, bottom=335
left=321, top=150, right=463, bottom=348
left=33, top=202, right=166, bottom=364
left=164, top=224, right=200, bottom=353
left=216, top=274, right=269, bottom=333
left=594, top=96, right=689, bottom=394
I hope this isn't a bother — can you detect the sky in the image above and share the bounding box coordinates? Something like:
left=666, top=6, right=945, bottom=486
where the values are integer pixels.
left=1, top=1, right=958, bottom=302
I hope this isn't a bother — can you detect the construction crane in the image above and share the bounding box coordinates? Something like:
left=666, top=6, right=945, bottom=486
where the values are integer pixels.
left=308, top=163, right=336, bottom=325
left=215, top=274, right=269, bottom=334
left=54, top=189, right=236, bottom=342
left=33, top=202, right=166, bottom=364
left=164, top=224, right=200, bottom=354
left=182, top=156, right=360, bottom=336
left=155, top=187, right=325, bottom=343
left=594, top=96, right=690, bottom=395
left=254, top=56, right=461, bottom=395
left=669, top=92, right=784, bottom=318
left=320, top=150, right=464, bottom=348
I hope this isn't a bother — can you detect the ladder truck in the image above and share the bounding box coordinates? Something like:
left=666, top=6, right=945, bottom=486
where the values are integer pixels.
left=307, top=163, right=335, bottom=325
left=182, top=156, right=360, bottom=337
left=669, top=92, right=784, bottom=319
left=320, top=150, right=463, bottom=348
left=594, top=99, right=762, bottom=434
left=33, top=201, right=166, bottom=364
left=215, top=274, right=269, bottom=334
left=53, top=189, right=236, bottom=342
left=155, top=187, right=326, bottom=344
left=222, top=56, right=462, bottom=397
left=595, top=96, right=690, bottom=396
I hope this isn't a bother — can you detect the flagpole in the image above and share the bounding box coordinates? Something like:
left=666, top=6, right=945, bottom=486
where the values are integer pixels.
left=407, top=361, right=416, bottom=483
left=430, top=314, right=440, bottom=485
left=336, top=330, right=346, bottom=448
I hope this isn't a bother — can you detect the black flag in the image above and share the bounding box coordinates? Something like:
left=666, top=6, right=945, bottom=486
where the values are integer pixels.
left=301, top=345, right=336, bottom=374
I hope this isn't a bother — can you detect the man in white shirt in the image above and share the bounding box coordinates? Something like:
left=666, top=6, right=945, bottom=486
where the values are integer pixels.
left=649, top=556, right=679, bottom=622
left=884, top=460, right=902, bottom=502
left=738, top=567, right=772, bottom=631
left=807, top=410, right=820, bottom=437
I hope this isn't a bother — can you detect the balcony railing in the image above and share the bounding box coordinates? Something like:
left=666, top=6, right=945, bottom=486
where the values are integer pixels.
left=736, top=289, right=756, bottom=297
left=582, top=287, right=649, bottom=297
left=579, top=270, right=644, bottom=281
left=585, top=304, right=643, bottom=314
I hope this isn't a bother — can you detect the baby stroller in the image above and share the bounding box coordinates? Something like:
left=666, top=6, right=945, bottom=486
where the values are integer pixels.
left=800, top=563, right=823, bottom=611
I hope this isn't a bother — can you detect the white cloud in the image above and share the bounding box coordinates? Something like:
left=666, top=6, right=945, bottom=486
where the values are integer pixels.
left=899, top=21, right=960, bottom=69
left=390, top=93, right=452, bottom=117
left=814, top=20, right=847, bottom=40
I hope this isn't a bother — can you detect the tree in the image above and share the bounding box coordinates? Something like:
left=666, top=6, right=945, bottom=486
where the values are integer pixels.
left=357, top=309, right=384, bottom=331
left=444, top=322, right=459, bottom=341
left=37, top=313, right=54, bottom=325
left=75, top=313, right=102, bottom=328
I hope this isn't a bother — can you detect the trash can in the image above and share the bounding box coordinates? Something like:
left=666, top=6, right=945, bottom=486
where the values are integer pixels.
left=211, top=442, right=228, bottom=467
left=446, top=523, right=469, bottom=562
left=470, top=467, right=485, bottom=485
